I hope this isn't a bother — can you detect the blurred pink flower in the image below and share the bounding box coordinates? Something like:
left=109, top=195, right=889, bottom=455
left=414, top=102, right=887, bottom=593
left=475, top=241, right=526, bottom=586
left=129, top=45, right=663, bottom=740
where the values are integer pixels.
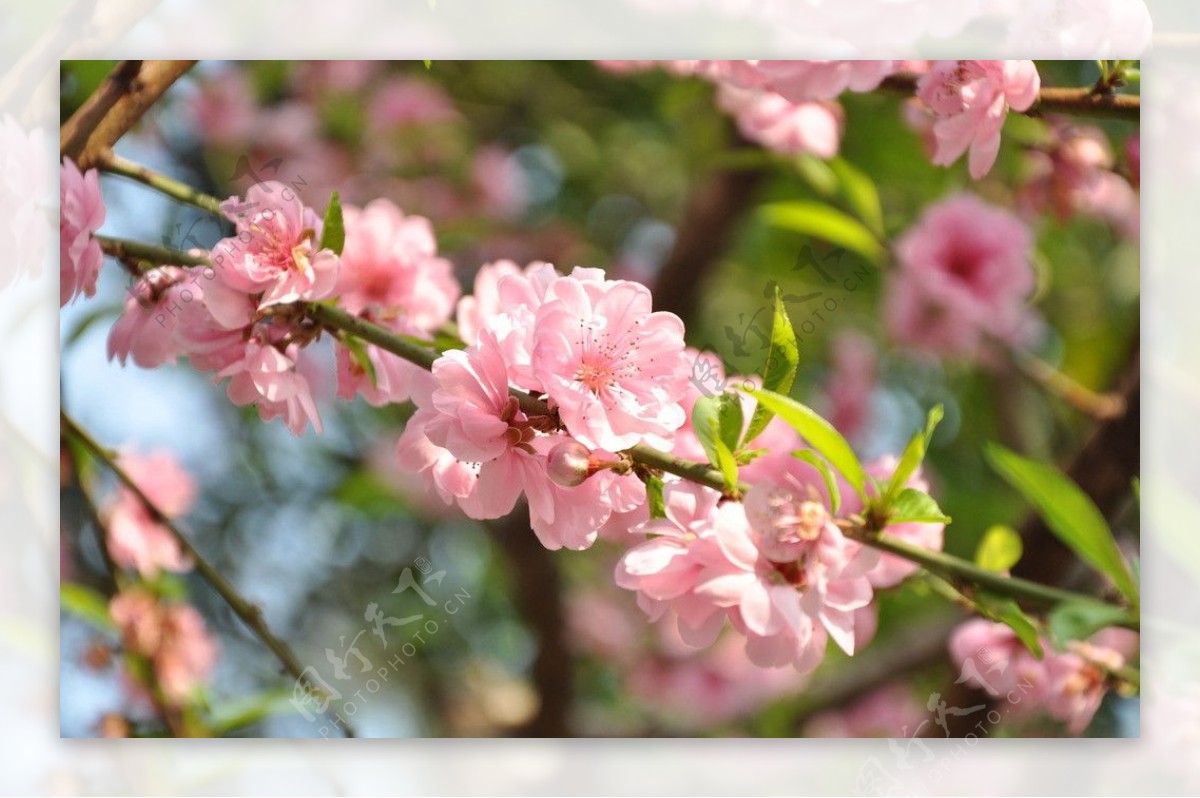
left=533, top=267, right=690, bottom=451
left=718, top=60, right=901, bottom=102
left=110, top=590, right=218, bottom=705
left=368, top=77, right=459, bottom=133
left=337, top=198, right=459, bottom=330
left=822, top=331, right=877, bottom=442
left=804, top=682, right=927, bottom=737
left=716, top=83, right=843, bottom=158
left=189, top=69, right=257, bottom=145
left=208, top=181, right=339, bottom=316
left=916, top=60, right=1040, bottom=179
left=472, top=146, right=529, bottom=220
left=1124, top=134, right=1140, bottom=189
left=1, top=116, right=49, bottom=290
left=885, top=193, right=1036, bottom=359
left=105, top=451, right=196, bottom=578
left=335, top=337, right=424, bottom=407
left=60, top=158, right=106, bottom=306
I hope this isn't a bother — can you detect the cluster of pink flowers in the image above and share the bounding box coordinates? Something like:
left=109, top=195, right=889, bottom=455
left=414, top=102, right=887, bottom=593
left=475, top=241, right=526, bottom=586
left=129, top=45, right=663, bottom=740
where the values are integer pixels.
left=110, top=588, right=218, bottom=705
left=885, top=192, right=1037, bottom=360
left=60, top=158, right=106, bottom=306
left=103, top=451, right=196, bottom=578
left=950, top=619, right=1137, bottom=734
left=913, top=60, right=1041, bottom=179
left=396, top=260, right=689, bottom=549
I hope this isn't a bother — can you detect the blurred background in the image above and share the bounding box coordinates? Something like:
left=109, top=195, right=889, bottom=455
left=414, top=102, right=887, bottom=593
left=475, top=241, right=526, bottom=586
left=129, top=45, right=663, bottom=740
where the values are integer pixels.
left=58, top=60, right=1140, bottom=738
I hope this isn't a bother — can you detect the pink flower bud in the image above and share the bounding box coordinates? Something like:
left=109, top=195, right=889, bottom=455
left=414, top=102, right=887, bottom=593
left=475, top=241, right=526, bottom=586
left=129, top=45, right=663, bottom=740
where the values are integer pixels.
left=546, top=439, right=593, bottom=487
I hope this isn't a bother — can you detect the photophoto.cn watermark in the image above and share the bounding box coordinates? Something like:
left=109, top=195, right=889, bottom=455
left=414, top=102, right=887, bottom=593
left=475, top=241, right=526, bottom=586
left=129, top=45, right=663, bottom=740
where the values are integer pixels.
left=288, top=555, right=472, bottom=737
left=855, top=642, right=1038, bottom=796
left=690, top=243, right=871, bottom=398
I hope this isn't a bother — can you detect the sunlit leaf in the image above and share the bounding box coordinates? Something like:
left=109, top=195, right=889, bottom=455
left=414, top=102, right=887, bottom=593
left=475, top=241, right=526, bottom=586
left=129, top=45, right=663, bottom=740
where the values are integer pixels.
left=887, top=487, right=951, bottom=524
left=975, top=524, right=1023, bottom=573
left=885, top=404, right=943, bottom=504
left=791, top=449, right=841, bottom=515
left=977, top=593, right=1044, bottom=658
left=986, top=444, right=1136, bottom=601
left=1047, top=600, right=1129, bottom=649
left=646, top=473, right=666, bottom=520
left=744, top=285, right=798, bottom=446
left=319, top=190, right=345, bottom=255
left=761, top=200, right=883, bottom=264
left=828, top=157, right=884, bottom=236
left=61, top=583, right=115, bottom=633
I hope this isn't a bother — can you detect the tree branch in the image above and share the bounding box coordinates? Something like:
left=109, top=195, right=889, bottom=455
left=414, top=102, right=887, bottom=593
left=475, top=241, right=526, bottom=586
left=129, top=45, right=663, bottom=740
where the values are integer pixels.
left=60, top=411, right=358, bottom=738
left=97, top=151, right=224, bottom=215
left=61, top=60, right=197, bottom=169
left=878, top=73, right=1139, bottom=122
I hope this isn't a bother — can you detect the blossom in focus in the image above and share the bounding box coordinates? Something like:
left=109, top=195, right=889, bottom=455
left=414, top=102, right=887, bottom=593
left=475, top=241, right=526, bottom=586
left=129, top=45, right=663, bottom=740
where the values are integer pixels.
left=716, top=83, right=843, bottom=158
left=884, top=193, right=1036, bottom=359
left=207, top=181, right=339, bottom=318
left=916, top=60, right=1040, bottom=179
left=533, top=267, right=690, bottom=451
left=107, top=267, right=199, bottom=369
left=104, top=451, right=196, bottom=578
left=60, top=158, right=106, bottom=306
left=110, top=590, right=218, bottom=705
left=217, top=339, right=324, bottom=435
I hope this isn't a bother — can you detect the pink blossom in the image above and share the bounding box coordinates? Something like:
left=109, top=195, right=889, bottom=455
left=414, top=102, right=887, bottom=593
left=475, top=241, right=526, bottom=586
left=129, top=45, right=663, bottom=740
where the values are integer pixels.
left=533, top=267, right=690, bottom=451
left=716, top=83, right=843, bottom=158
left=189, top=69, right=257, bottom=145
left=337, top=199, right=459, bottom=329
left=1124, top=134, right=1140, bottom=189
left=207, top=181, right=339, bottom=317
left=726, top=60, right=901, bottom=102
left=822, top=331, right=877, bottom=442
left=472, top=146, right=529, bottom=220
left=949, top=619, right=1137, bottom=734
left=395, top=406, right=483, bottom=511
left=217, top=339, right=323, bottom=434
left=884, top=193, right=1036, bottom=359
left=804, top=682, right=927, bottom=738
left=368, top=78, right=459, bottom=133
left=60, top=158, right=106, bottom=306
left=1, top=116, right=49, bottom=290
left=107, top=267, right=197, bottom=369
left=104, top=451, right=196, bottom=578
left=916, top=60, right=1040, bottom=179
left=1017, top=123, right=1135, bottom=230
left=110, top=591, right=218, bottom=705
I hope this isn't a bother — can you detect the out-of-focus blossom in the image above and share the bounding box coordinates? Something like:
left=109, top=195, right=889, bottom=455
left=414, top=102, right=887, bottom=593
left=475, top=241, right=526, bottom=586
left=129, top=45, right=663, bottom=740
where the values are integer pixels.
left=1124, top=134, right=1140, bottom=189
left=189, top=69, right=257, bottom=145
left=804, top=682, right=928, bottom=737
left=916, top=60, right=1040, bottom=179
left=107, top=267, right=198, bottom=369
left=713, top=60, right=902, bottom=102
left=60, top=158, right=106, bottom=306
left=110, top=590, right=218, bottom=705
left=1, top=116, right=49, bottom=290
left=368, top=77, right=459, bottom=133
left=472, top=146, right=529, bottom=220
left=885, top=193, right=1036, bottom=359
left=104, top=451, right=196, bottom=578
left=950, top=619, right=1138, bottom=734
left=716, top=83, right=843, bottom=158
left=822, top=331, right=877, bottom=442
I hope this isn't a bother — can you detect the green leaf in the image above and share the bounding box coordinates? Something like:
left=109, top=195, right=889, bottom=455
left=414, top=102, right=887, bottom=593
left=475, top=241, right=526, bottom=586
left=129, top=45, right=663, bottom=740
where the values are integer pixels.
left=887, top=487, right=951, bottom=524
left=717, top=393, right=743, bottom=453
left=713, top=438, right=740, bottom=495
left=646, top=474, right=666, bottom=520
left=692, top=395, right=743, bottom=493
left=986, top=444, right=1136, bottom=601
left=885, top=404, right=944, bottom=504
left=745, top=388, right=867, bottom=499
left=1047, top=600, right=1129, bottom=649
left=743, top=286, right=799, bottom=446
left=975, top=524, right=1023, bottom=573
left=977, top=593, right=1044, bottom=658
left=828, top=157, right=884, bottom=236
left=761, top=200, right=883, bottom=264
left=791, top=449, right=841, bottom=516
left=341, top=335, right=378, bottom=388
left=61, top=583, right=116, bottom=633
left=206, top=688, right=298, bottom=736
left=319, top=190, right=345, bottom=255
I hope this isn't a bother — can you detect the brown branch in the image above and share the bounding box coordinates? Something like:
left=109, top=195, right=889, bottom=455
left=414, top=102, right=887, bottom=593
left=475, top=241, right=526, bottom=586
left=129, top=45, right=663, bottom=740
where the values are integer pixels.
left=60, top=60, right=196, bottom=169
left=491, top=511, right=573, bottom=736
left=878, top=73, right=1139, bottom=123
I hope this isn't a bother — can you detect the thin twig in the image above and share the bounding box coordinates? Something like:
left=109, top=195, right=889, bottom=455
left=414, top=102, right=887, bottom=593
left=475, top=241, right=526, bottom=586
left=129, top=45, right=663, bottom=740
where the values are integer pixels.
left=1009, top=348, right=1127, bottom=420
left=97, top=151, right=224, bottom=215
left=60, top=411, right=358, bottom=738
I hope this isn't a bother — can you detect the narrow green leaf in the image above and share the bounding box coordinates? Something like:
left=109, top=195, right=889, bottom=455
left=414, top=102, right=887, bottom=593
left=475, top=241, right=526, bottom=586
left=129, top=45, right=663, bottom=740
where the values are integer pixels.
left=828, top=157, right=884, bottom=236
left=743, top=286, right=799, bottom=446
left=888, top=487, right=951, bottom=524
left=986, top=444, right=1136, bottom=601
left=977, top=593, right=1044, bottom=658
left=885, top=404, right=944, bottom=504
left=717, top=393, right=743, bottom=453
left=692, top=395, right=743, bottom=493
left=975, top=524, right=1023, bottom=573
left=61, top=583, right=116, bottom=633
left=646, top=474, right=666, bottom=520
left=761, top=200, right=883, bottom=264
left=1047, top=600, right=1129, bottom=649
left=319, top=190, right=345, bottom=255
left=791, top=449, right=841, bottom=516
left=746, top=388, right=867, bottom=498
left=341, top=335, right=378, bottom=388
left=713, top=438, right=740, bottom=495
left=206, top=688, right=298, bottom=736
